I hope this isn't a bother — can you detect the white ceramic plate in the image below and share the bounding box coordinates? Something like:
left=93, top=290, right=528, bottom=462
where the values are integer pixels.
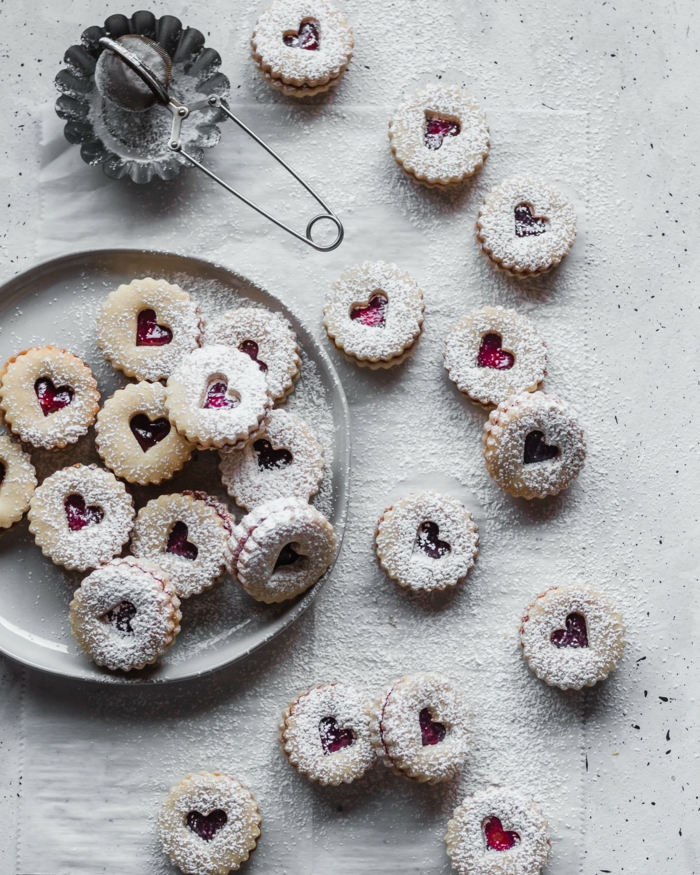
left=0, top=250, right=350, bottom=683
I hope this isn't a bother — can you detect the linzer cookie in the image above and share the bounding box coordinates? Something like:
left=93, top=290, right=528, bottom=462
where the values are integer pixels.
left=251, top=0, right=354, bottom=98
left=0, top=436, right=37, bottom=530
left=389, top=84, right=489, bottom=187
left=476, top=177, right=577, bottom=276
left=323, top=262, right=424, bottom=367
left=280, top=683, right=375, bottom=785
left=219, top=409, right=324, bottom=511
left=444, top=307, right=547, bottom=407
left=227, top=496, right=336, bottom=603
left=131, top=492, right=233, bottom=600
left=159, top=772, right=261, bottom=875
left=482, top=392, right=586, bottom=499
left=445, top=786, right=550, bottom=875
left=376, top=491, right=479, bottom=592
left=0, top=346, right=100, bottom=450
left=371, top=672, right=472, bottom=784
left=165, top=345, right=272, bottom=450
left=204, top=307, right=300, bottom=402
left=28, top=464, right=134, bottom=571
left=95, top=381, right=194, bottom=486
left=520, top=585, right=625, bottom=690
left=70, top=557, right=181, bottom=672
left=96, top=277, right=202, bottom=382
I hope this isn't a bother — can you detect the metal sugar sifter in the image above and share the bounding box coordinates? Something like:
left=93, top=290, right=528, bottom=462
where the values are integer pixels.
left=55, top=13, right=344, bottom=252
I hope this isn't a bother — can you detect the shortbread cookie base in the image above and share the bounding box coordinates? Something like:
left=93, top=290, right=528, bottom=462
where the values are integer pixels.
left=0, top=436, right=37, bottom=529
left=520, top=584, right=625, bottom=690
left=159, top=771, right=261, bottom=875
left=280, top=683, right=375, bottom=785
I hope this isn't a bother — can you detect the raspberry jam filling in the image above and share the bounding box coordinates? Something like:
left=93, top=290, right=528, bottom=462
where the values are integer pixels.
left=135, top=309, right=173, bottom=346
left=425, top=115, right=461, bottom=150
left=203, top=381, right=238, bottom=410
left=283, top=19, right=320, bottom=50
left=523, top=430, right=559, bottom=465
left=483, top=816, right=520, bottom=851
left=129, top=414, right=171, bottom=452
left=514, top=203, right=548, bottom=238
left=254, top=438, right=293, bottom=470
left=64, top=493, right=104, bottom=531
left=239, top=339, right=268, bottom=373
left=166, top=521, right=199, bottom=561
left=35, top=377, right=74, bottom=417
left=419, top=707, right=446, bottom=746
left=104, top=599, right=137, bottom=634
left=186, top=809, right=228, bottom=842
left=413, top=521, right=451, bottom=559
left=551, top=612, right=589, bottom=648
left=275, top=543, right=302, bottom=568
left=350, top=294, right=388, bottom=328
left=319, top=716, right=355, bottom=754
left=477, top=333, right=514, bottom=370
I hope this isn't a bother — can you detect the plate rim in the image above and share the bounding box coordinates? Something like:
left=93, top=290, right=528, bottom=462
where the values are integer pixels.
left=0, top=247, right=351, bottom=685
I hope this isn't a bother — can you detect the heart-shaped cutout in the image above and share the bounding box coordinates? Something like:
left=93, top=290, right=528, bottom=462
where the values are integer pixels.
left=254, top=438, right=293, bottom=471
left=319, top=716, right=355, bottom=754
left=64, top=493, right=104, bottom=532
left=35, top=377, right=74, bottom=417
left=166, top=521, right=198, bottom=561
left=136, top=309, right=173, bottom=346
left=104, top=600, right=137, bottom=634
left=350, top=294, right=388, bottom=328
left=239, top=339, right=268, bottom=373
left=283, top=19, right=320, bottom=50
left=413, top=521, right=451, bottom=560
left=275, top=543, right=302, bottom=569
left=203, top=381, right=239, bottom=410
left=477, top=333, right=514, bottom=370
left=483, top=816, right=520, bottom=851
left=514, top=203, right=548, bottom=238
left=129, top=414, right=171, bottom=452
left=186, top=809, right=228, bottom=842
left=425, top=115, right=461, bottom=150
left=551, top=612, right=588, bottom=649
left=419, top=707, right=446, bottom=746
left=523, top=430, right=559, bottom=465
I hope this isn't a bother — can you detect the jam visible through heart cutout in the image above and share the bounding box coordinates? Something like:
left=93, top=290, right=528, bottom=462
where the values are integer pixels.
left=551, top=612, right=588, bottom=649
left=350, top=294, right=388, bottom=328
left=477, top=333, right=515, bottom=370
left=523, top=430, right=559, bottom=465
left=64, top=493, right=104, bottom=532
left=104, top=600, right=137, bottom=634
left=413, top=521, right=451, bottom=559
left=239, top=339, right=268, bottom=373
left=203, top=381, right=239, bottom=410
left=254, top=439, right=293, bottom=471
left=136, top=309, right=173, bottom=346
left=425, top=114, right=461, bottom=150
left=419, top=707, right=446, bottom=746
left=283, top=18, right=320, bottom=50
left=35, top=377, right=74, bottom=417
left=319, top=716, right=355, bottom=754
left=483, top=816, right=521, bottom=851
left=166, top=521, right=198, bottom=561
left=514, top=203, right=548, bottom=238
left=129, top=414, right=171, bottom=452
left=186, top=809, right=228, bottom=842
left=275, top=543, right=302, bottom=569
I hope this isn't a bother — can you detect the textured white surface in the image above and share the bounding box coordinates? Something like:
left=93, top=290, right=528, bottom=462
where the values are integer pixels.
left=0, top=0, right=697, bottom=873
